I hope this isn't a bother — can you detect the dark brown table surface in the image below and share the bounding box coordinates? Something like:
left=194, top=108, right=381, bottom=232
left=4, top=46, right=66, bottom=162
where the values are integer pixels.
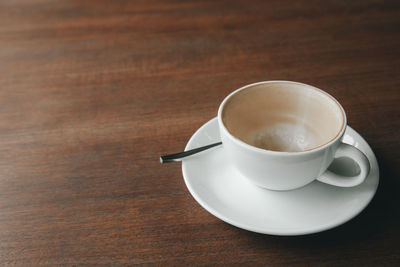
left=1, top=0, right=399, bottom=266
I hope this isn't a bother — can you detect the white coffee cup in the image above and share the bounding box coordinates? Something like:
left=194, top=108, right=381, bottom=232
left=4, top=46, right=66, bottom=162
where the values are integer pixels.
left=217, top=81, right=370, bottom=190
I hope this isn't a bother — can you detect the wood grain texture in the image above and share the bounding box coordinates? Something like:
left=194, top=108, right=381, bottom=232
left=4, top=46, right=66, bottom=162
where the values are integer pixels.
left=0, top=0, right=399, bottom=265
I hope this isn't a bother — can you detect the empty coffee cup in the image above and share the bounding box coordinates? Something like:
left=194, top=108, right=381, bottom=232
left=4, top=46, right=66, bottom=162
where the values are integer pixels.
left=218, top=81, right=370, bottom=190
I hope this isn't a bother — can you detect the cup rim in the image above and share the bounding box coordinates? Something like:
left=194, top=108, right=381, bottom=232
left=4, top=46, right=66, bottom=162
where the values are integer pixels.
left=217, top=80, right=347, bottom=155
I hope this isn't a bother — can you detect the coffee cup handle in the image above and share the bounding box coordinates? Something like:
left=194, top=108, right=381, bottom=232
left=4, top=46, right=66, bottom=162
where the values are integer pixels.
left=317, top=143, right=370, bottom=187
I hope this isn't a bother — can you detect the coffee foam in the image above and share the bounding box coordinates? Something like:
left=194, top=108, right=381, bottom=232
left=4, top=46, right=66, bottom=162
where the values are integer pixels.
left=222, top=82, right=344, bottom=152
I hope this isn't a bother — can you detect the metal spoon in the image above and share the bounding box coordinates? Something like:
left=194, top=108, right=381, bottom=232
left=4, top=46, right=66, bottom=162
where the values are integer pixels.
left=160, top=142, right=222, bottom=163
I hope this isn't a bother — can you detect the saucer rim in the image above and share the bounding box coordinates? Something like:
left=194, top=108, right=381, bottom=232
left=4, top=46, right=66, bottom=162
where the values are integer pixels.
left=182, top=117, right=379, bottom=236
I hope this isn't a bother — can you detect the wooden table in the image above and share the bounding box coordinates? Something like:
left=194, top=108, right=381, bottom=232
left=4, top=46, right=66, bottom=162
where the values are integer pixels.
left=0, top=0, right=399, bottom=265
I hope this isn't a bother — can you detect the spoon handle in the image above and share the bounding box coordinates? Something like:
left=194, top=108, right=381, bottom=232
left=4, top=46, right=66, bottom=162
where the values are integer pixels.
left=160, top=142, right=222, bottom=163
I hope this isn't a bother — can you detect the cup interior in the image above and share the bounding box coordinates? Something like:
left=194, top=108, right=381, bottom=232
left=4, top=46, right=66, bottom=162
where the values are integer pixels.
left=221, top=82, right=345, bottom=152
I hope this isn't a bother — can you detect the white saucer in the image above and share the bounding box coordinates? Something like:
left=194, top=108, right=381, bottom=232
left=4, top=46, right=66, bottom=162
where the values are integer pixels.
left=182, top=118, right=379, bottom=236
